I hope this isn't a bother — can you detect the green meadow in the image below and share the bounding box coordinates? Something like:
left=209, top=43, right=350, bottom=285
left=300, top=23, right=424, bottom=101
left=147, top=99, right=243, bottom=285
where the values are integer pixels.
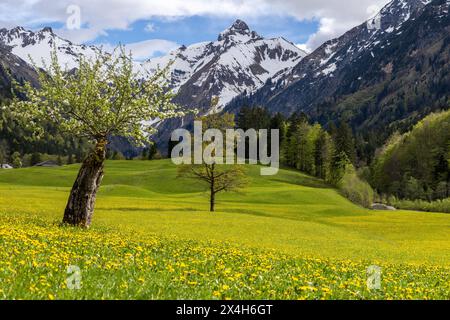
left=0, top=160, right=449, bottom=299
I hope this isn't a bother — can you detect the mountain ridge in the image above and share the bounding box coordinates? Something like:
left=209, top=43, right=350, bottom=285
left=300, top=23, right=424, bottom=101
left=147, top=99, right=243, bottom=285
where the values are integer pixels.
left=144, top=19, right=307, bottom=113
left=1, top=0, right=448, bottom=159
left=226, top=0, right=450, bottom=160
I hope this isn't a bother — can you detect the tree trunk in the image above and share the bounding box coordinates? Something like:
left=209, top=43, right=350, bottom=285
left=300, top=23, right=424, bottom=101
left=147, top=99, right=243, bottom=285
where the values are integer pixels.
left=210, top=174, right=215, bottom=212
left=62, top=138, right=107, bottom=228
left=210, top=191, right=215, bottom=212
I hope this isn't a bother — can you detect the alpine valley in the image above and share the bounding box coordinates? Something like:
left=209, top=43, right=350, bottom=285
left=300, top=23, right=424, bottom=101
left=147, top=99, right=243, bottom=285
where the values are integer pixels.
left=0, top=0, right=450, bottom=302
left=0, top=0, right=449, bottom=158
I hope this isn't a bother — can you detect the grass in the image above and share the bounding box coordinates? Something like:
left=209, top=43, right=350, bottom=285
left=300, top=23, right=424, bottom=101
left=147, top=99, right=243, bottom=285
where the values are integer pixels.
left=0, top=160, right=449, bottom=299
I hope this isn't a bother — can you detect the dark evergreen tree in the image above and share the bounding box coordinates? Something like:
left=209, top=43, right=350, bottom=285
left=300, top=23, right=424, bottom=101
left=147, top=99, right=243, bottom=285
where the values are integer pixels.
left=334, top=122, right=356, bottom=164
left=30, top=152, right=42, bottom=166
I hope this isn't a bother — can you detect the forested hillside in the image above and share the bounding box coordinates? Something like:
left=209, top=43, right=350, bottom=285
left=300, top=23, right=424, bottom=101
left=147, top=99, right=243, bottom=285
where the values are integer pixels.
left=236, top=107, right=374, bottom=207
left=228, top=0, right=450, bottom=163
left=371, top=110, right=450, bottom=202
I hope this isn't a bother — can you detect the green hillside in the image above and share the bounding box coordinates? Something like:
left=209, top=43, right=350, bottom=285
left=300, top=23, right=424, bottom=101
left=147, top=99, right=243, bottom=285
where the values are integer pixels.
left=0, top=160, right=449, bottom=299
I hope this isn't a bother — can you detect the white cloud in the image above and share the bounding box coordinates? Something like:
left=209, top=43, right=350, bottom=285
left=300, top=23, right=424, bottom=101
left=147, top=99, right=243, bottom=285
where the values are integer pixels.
left=0, top=0, right=391, bottom=49
left=296, top=43, right=310, bottom=53
left=99, top=39, right=179, bottom=61
left=144, top=23, right=156, bottom=33
left=125, top=39, right=179, bottom=61
left=56, top=27, right=107, bottom=44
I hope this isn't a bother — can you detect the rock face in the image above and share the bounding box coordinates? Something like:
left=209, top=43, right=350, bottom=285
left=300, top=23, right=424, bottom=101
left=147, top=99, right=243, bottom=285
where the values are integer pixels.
left=371, top=203, right=397, bottom=211
left=229, top=0, right=436, bottom=113
left=0, top=43, right=38, bottom=99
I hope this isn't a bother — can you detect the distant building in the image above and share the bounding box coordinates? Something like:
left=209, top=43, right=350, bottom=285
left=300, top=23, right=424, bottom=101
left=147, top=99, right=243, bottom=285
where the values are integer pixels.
left=34, top=160, right=60, bottom=167
left=0, top=164, right=13, bottom=169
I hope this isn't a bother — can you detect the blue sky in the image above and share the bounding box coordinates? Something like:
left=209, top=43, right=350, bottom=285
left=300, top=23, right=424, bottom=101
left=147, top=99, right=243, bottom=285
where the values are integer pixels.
left=89, top=16, right=319, bottom=48
left=0, top=0, right=390, bottom=59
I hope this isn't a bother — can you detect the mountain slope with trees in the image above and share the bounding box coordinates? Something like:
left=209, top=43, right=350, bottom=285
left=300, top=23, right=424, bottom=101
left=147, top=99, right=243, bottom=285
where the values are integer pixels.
left=371, top=109, right=450, bottom=203
left=228, top=0, right=450, bottom=163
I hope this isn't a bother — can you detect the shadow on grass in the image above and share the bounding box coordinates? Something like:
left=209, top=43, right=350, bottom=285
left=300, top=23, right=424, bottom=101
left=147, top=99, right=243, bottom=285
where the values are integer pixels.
left=269, top=167, right=331, bottom=189
left=98, top=207, right=201, bottom=213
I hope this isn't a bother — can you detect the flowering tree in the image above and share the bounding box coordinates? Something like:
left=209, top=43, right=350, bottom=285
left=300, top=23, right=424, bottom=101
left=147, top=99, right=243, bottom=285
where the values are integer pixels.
left=10, top=48, right=183, bottom=227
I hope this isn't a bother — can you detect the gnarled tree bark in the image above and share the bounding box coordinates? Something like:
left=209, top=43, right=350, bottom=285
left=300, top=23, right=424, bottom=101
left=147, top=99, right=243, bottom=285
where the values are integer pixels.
left=62, top=138, right=107, bottom=228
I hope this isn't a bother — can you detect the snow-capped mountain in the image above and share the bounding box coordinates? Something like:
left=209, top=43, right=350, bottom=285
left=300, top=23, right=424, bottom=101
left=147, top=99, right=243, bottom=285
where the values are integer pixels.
left=0, top=20, right=306, bottom=151
left=0, top=20, right=306, bottom=114
left=144, top=20, right=307, bottom=113
left=0, top=43, right=38, bottom=98
left=228, top=0, right=442, bottom=114
left=0, top=26, right=100, bottom=70
left=227, top=0, right=449, bottom=151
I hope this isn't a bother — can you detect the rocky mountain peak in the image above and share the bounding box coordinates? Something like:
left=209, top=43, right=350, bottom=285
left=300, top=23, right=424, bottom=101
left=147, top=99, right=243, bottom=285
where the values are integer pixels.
left=39, top=27, right=54, bottom=35
left=218, top=19, right=261, bottom=42
left=367, top=0, right=431, bottom=33
left=229, top=19, right=250, bottom=33
left=0, top=26, right=100, bottom=70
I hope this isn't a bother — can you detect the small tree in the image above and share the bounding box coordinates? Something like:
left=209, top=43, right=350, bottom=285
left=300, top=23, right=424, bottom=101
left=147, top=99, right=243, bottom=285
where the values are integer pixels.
left=0, top=139, right=9, bottom=165
left=112, top=151, right=126, bottom=160
left=11, top=151, right=22, bottom=168
left=177, top=109, right=249, bottom=212
left=10, top=48, right=183, bottom=227
left=30, top=152, right=42, bottom=166
left=148, top=143, right=158, bottom=160
left=56, top=155, right=63, bottom=166
left=67, top=154, right=74, bottom=165
left=179, top=163, right=248, bottom=212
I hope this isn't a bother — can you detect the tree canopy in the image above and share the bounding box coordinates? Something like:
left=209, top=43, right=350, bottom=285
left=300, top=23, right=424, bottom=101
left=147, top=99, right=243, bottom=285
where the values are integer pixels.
left=9, top=48, right=184, bottom=146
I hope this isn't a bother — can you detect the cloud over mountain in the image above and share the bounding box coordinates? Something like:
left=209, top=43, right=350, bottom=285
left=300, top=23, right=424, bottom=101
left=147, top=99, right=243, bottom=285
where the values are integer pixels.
left=0, top=0, right=390, bottom=49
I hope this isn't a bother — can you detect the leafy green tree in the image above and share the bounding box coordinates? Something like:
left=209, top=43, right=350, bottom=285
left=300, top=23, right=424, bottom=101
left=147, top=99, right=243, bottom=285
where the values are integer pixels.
left=289, top=122, right=310, bottom=172
left=334, top=122, right=356, bottom=165
left=270, top=113, right=287, bottom=155
left=112, top=151, right=126, bottom=160
left=330, top=151, right=352, bottom=185
left=237, top=106, right=270, bottom=131
left=148, top=143, right=158, bottom=160
left=0, top=139, right=9, bottom=165
left=404, top=176, right=424, bottom=200
left=339, top=165, right=374, bottom=208
left=11, top=151, right=22, bottom=168
left=141, top=148, right=149, bottom=160
left=371, top=110, right=450, bottom=201
left=30, top=152, right=42, bottom=166
left=67, top=154, right=74, bottom=165
left=303, top=124, right=322, bottom=175
left=10, top=48, right=183, bottom=227
left=57, top=155, right=63, bottom=166
left=285, top=112, right=309, bottom=166
left=315, top=130, right=334, bottom=181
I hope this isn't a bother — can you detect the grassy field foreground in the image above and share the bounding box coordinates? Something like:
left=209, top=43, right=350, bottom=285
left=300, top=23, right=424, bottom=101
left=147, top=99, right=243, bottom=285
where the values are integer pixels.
left=0, top=160, right=449, bottom=299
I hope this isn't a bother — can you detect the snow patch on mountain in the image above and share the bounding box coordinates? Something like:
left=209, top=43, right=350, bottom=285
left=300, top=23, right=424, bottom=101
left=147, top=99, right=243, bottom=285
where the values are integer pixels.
left=0, top=27, right=100, bottom=70
left=144, top=20, right=307, bottom=111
